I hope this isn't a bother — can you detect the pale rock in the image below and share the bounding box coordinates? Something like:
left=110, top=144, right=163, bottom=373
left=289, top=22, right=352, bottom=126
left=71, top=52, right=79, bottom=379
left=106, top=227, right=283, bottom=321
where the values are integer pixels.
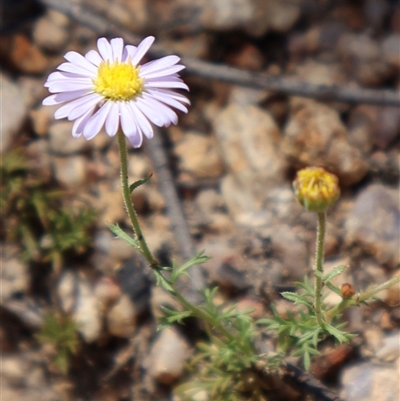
left=52, top=155, right=87, bottom=188
left=57, top=271, right=78, bottom=314
left=1, top=356, right=25, bottom=385
left=144, top=214, right=172, bottom=252
left=229, top=86, right=270, bottom=106
left=49, top=121, right=87, bottom=154
left=128, top=153, right=152, bottom=179
left=282, top=99, right=368, bottom=186
left=206, top=213, right=235, bottom=234
left=363, top=327, right=384, bottom=357
left=174, top=132, right=224, bottom=179
left=337, top=33, right=390, bottom=86
left=106, top=294, right=137, bottom=338
left=294, top=59, right=347, bottom=87
left=1, top=72, right=28, bottom=152
left=340, top=362, right=400, bottom=401
left=145, top=186, right=166, bottom=211
left=348, top=105, right=400, bottom=150
left=220, top=174, right=261, bottom=222
left=19, top=76, right=48, bottom=107
left=382, top=34, right=400, bottom=69
left=0, top=246, right=29, bottom=300
left=195, top=188, right=224, bottom=214
left=256, top=225, right=308, bottom=280
left=158, top=34, right=209, bottom=61
left=263, top=0, right=301, bottom=33
left=213, top=103, right=287, bottom=203
left=94, top=277, right=121, bottom=309
left=375, top=332, right=400, bottom=362
left=148, top=327, right=190, bottom=385
left=0, top=353, right=63, bottom=401
left=89, top=181, right=125, bottom=227
left=94, top=229, right=135, bottom=261
left=372, top=106, right=400, bottom=149
left=264, top=185, right=303, bottom=225
left=201, top=0, right=300, bottom=36
left=345, top=184, right=399, bottom=268
left=32, top=10, right=69, bottom=52
left=26, top=139, right=52, bottom=182
left=73, top=277, right=102, bottom=342
left=347, top=106, right=375, bottom=154
left=30, top=104, right=58, bottom=137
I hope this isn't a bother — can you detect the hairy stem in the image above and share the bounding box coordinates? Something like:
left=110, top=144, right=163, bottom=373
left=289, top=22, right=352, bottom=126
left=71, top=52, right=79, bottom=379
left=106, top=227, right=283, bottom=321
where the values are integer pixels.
left=314, top=212, right=326, bottom=328
left=117, top=131, right=158, bottom=268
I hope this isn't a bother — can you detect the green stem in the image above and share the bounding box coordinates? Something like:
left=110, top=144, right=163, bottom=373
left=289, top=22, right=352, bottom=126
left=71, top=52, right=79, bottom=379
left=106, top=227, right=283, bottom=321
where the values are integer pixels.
left=117, top=131, right=158, bottom=268
left=314, top=212, right=326, bottom=328
left=326, top=273, right=400, bottom=322
left=358, top=275, right=400, bottom=302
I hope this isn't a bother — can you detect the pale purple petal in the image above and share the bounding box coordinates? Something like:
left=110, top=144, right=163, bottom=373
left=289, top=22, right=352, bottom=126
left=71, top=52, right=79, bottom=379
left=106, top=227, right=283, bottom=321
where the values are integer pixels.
left=42, top=89, right=94, bottom=106
left=57, top=62, right=96, bottom=78
left=128, top=102, right=154, bottom=139
left=126, top=131, right=143, bottom=148
left=54, top=93, right=98, bottom=119
left=130, top=36, right=155, bottom=66
left=68, top=93, right=102, bottom=120
left=143, top=94, right=179, bottom=125
left=137, top=96, right=178, bottom=126
left=144, top=79, right=189, bottom=91
left=150, top=88, right=191, bottom=105
left=105, top=102, right=120, bottom=137
left=145, top=90, right=188, bottom=113
left=140, top=55, right=181, bottom=74
left=141, top=65, right=185, bottom=79
left=72, top=107, right=94, bottom=138
left=83, top=103, right=111, bottom=140
left=110, top=38, right=124, bottom=62
left=97, top=38, right=113, bottom=61
left=134, top=98, right=164, bottom=126
left=120, top=103, right=143, bottom=147
left=123, top=45, right=137, bottom=62
left=85, top=50, right=102, bottom=67
left=64, top=51, right=98, bottom=74
left=49, top=81, right=94, bottom=92
left=45, top=71, right=93, bottom=86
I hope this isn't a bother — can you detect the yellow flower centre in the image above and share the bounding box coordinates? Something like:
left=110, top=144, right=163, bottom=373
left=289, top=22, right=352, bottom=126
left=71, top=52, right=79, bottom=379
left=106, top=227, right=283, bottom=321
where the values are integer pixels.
left=93, top=61, right=144, bottom=101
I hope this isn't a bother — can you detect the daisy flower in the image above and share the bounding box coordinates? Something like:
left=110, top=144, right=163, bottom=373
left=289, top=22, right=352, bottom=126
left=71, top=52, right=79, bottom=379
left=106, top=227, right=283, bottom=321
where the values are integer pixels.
left=43, top=36, right=190, bottom=148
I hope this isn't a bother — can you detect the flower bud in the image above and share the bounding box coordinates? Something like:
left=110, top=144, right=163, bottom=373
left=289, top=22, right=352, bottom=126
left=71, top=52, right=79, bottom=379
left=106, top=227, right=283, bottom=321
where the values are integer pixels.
left=341, top=283, right=356, bottom=299
left=293, top=167, right=340, bottom=213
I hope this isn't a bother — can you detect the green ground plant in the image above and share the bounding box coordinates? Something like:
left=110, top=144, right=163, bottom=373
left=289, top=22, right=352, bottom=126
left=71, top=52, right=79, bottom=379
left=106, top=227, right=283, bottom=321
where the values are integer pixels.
left=1, top=148, right=96, bottom=270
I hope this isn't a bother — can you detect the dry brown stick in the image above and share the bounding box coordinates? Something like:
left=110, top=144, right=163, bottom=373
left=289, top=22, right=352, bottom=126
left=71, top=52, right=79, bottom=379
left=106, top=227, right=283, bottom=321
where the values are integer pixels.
left=40, top=0, right=400, bottom=107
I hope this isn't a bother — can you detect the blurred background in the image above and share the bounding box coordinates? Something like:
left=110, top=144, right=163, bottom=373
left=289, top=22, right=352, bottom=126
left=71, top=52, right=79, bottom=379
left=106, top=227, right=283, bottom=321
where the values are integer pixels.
left=1, top=1, right=399, bottom=400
